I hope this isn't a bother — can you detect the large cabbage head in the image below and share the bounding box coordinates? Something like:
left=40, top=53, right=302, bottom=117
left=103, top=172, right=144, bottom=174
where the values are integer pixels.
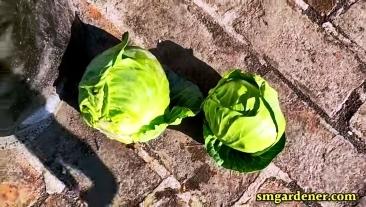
left=79, top=33, right=203, bottom=144
left=203, top=70, right=286, bottom=172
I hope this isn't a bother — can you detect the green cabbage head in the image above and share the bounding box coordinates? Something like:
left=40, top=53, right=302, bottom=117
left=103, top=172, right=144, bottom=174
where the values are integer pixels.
left=79, top=33, right=203, bottom=144
left=203, top=70, right=286, bottom=172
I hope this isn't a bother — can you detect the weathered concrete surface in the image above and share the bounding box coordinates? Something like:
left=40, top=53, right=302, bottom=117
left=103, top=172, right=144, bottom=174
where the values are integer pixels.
left=265, top=71, right=366, bottom=196
left=231, top=0, right=365, bottom=117
left=333, top=0, right=366, bottom=52
left=0, top=149, right=45, bottom=207
left=145, top=129, right=258, bottom=206
left=350, top=103, right=366, bottom=142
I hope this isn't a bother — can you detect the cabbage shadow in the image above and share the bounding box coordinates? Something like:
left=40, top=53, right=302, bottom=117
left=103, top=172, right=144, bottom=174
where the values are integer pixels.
left=54, top=15, right=222, bottom=145
left=54, top=15, right=120, bottom=110
left=150, top=41, right=222, bottom=144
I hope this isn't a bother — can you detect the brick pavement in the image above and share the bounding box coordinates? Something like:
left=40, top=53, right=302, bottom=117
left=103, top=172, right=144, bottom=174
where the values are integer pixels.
left=0, top=0, right=365, bottom=206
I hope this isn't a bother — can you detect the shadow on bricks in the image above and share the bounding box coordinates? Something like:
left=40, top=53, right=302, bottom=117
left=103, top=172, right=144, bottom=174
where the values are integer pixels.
left=151, top=41, right=222, bottom=144
left=0, top=68, right=118, bottom=207
left=1, top=13, right=223, bottom=206
left=55, top=15, right=222, bottom=145
left=55, top=15, right=121, bottom=110
left=0, top=15, right=118, bottom=206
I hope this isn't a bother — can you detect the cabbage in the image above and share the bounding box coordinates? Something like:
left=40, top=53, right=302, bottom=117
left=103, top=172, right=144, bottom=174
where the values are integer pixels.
left=203, top=70, right=286, bottom=172
left=78, top=33, right=203, bottom=144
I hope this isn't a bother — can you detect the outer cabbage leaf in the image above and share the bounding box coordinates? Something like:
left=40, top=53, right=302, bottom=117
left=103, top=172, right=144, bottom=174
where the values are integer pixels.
left=202, top=69, right=286, bottom=172
left=132, top=69, right=203, bottom=142
left=204, top=123, right=286, bottom=172
left=79, top=33, right=203, bottom=144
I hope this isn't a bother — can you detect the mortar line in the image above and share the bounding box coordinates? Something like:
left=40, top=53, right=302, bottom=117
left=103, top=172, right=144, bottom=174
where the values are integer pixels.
left=313, top=20, right=366, bottom=129
left=189, top=0, right=249, bottom=46
left=229, top=163, right=322, bottom=207
left=187, top=0, right=270, bottom=77
left=357, top=187, right=366, bottom=204
left=281, top=179, right=322, bottom=207
left=137, top=175, right=184, bottom=206
left=328, top=0, right=361, bottom=19
left=136, top=176, right=167, bottom=206
left=228, top=173, right=261, bottom=206
left=294, top=0, right=366, bottom=60
left=230, top=177, right=270, bottom=206
left=131, top=143, right=184, bottom=205
left=266, top=60, right=366, bottom=153
left=133, top=143, right=173, bottom=180
left=322, top=22, right=366, bottom=63
left=322, top=21, right=366, bottom=65
left=191, top=0, right=366, bottom=154
left=30, top=190, right=49, bottom=207
left=296, top=0, right=366, bottom=82
left=285, top=181, right=323, bottom=207
left=334, top=81, right=366, bottom=127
